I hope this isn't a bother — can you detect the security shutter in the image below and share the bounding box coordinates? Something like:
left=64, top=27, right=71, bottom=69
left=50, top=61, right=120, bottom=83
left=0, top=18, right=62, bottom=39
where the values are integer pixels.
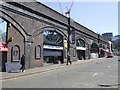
left=44, top=50, right=62, bottom=56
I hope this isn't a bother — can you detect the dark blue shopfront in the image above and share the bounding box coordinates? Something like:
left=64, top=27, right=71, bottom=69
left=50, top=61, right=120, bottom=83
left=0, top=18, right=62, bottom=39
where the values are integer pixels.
left=44, top=50, right=62, bottom=56
left=43, top=48, right=63, bottom=64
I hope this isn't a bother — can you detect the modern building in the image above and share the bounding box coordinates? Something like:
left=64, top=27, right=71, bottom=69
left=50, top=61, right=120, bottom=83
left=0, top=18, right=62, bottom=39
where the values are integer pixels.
left=112, top=35, right=120, bottom=55
left=0, top=1, right=111, bottom=71
left=102, top=33, right=113, bottom=41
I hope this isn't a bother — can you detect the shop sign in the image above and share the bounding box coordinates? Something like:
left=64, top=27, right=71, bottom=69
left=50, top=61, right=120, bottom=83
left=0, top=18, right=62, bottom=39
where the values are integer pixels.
left=44, top=45, right=63, bottom=50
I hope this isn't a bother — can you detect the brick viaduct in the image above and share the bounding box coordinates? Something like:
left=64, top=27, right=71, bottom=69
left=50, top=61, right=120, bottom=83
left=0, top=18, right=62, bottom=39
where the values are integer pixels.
left=0, top=1, right=110, bottom=70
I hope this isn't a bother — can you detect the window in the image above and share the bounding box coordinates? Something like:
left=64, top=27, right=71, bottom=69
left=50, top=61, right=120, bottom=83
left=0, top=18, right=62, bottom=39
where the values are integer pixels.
left=11, top=45, right=20, bottom=62
left=43, top=30, right=63, bottom=46
left=76, top=39, right=85, bottom=47
left=35, top=45, right=41, bottom=59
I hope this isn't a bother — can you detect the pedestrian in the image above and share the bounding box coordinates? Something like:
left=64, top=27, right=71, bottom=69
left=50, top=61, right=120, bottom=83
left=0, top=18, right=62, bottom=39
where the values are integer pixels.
left=20, top=54, right=25, bottom=72
left=66, top=52, right=72, bottom=65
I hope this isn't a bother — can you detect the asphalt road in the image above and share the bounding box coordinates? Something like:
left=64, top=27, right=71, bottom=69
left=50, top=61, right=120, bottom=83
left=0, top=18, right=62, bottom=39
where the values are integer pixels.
left=2, top=57, right=118, bottom=88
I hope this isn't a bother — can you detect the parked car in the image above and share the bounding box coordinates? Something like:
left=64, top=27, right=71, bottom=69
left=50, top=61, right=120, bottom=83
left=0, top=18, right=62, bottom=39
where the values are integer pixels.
left=107, top=52, right=114, bottom=58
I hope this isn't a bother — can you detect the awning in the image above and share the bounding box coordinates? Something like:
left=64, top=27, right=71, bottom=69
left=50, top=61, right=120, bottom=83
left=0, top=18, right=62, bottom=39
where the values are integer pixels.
left=0, top=42, right=6, bottom=47
left=0, top=47, right=8, bottom=52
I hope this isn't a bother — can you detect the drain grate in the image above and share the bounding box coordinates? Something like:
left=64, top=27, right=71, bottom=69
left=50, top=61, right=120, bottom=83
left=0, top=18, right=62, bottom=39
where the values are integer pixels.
left=98, top=85, right=111, bottom=87
left=98, top=84, right=120, bottom=87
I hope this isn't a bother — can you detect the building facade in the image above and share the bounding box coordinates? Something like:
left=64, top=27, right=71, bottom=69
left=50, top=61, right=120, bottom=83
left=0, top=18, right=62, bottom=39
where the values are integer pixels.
left=0, top=1, right=110, bottom=71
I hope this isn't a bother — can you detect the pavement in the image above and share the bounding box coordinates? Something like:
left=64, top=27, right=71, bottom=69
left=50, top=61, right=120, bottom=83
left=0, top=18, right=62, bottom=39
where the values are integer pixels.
left=1, top=58, right=103, bottom=81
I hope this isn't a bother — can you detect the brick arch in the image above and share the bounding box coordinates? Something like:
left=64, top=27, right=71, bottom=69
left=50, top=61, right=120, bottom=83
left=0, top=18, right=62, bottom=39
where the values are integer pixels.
left=0, top=11, right=27, bottom=39
left=90, top=42, right=99, bottom=47
left=75, top=36, right=88, bottom=45
left=90, top=42, right=99, bottom=52
left=32, top=26, right=68, bottom=40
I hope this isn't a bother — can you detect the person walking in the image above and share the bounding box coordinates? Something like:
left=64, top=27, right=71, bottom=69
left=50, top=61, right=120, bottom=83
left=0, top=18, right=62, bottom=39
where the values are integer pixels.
left=66, top=52, right=72, bottom=65
left=20, top=54, right=25, bottom=72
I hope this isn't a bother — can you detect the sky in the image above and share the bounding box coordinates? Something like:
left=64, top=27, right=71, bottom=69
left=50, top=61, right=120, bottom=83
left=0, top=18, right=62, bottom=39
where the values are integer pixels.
left=38, top=0, right=118, bottom=36
left=0, top=18, right=7, bottom=34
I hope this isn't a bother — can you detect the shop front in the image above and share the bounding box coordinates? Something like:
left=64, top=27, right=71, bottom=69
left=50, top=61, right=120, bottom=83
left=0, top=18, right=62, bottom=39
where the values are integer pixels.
left=43, top=30, right=65, bottom=64
left=90, top=43, right=99, bottom=59
left=76, top=38, right=86, bottom=60
left=43, top=45, right=63, bottom=64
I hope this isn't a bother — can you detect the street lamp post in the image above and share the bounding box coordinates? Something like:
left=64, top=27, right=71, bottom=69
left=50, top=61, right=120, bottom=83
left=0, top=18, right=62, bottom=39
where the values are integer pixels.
left=68, top=17, right=71, bottom=54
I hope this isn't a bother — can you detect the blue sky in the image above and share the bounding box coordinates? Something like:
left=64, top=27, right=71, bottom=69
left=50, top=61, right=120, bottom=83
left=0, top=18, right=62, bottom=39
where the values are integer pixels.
left=40, top=1, right=118, bottom=36
left=0, top=18, right=7, bottom=33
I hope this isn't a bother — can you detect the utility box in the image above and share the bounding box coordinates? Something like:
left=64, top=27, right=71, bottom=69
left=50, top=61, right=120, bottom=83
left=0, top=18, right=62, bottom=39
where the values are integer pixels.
left=5, top=62, right=21, bottom=73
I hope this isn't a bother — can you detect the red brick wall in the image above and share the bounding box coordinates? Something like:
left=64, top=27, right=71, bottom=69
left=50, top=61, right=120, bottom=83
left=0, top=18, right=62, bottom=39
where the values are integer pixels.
left=7, top=25, right=24, bottom=62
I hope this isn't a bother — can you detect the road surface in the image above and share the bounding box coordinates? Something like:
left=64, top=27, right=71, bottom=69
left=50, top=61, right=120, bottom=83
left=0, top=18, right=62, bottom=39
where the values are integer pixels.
left=2, top=57, right=118, bottom=88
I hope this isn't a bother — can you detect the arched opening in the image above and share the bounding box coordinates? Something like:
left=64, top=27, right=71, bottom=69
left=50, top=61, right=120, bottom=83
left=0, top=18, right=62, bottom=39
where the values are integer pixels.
left=35, top=45, right=41, bottom=59
left=90, top=43, right=99, bottom=59
left=11, top=44, right=20, bottom=62
left=43, top=30, right=63, bottom=46
left=76, top=38, right=86, bottom=60
left=43, top=30, right=64, bottom=64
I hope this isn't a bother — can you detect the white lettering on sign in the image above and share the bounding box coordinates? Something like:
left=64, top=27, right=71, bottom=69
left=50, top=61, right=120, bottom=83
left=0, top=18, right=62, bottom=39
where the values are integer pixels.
left=76, top=47, right=86, bottom=50
left=43, top=45, right=63, bottom=50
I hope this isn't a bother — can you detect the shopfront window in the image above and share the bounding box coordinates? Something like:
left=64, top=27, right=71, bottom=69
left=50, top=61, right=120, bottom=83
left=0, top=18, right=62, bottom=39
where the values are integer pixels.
left=43, top=30, right=63, bottom=46
left=11, top=45, right=20, bottom=62
left=0, top=18, right=7, bottom=43
left=76, top=39, right=85, bottom=47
